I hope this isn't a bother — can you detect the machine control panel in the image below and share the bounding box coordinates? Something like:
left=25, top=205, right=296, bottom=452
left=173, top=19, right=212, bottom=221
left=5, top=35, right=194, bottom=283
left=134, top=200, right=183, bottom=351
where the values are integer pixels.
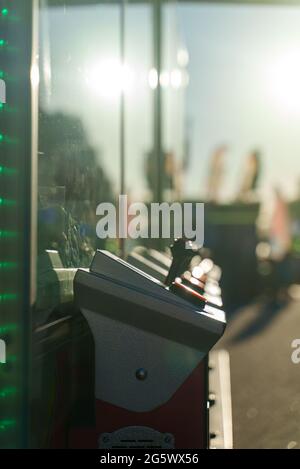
left=75, top=250, right=226, bottom=353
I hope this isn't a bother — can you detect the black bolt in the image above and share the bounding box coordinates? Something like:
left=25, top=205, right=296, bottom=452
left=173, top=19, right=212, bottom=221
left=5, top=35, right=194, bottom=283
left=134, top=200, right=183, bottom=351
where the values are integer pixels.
left=209, top=392, right=216, bottom=407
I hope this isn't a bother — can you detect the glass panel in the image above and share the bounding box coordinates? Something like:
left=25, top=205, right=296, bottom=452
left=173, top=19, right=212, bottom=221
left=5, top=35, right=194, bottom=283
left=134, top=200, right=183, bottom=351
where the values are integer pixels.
left=175, top=2, right=300, bottom=203
left=34, top=0, right=122, bottom=448
left=172, top=2, right=300, bottom=304
left=38, top=0, right=120, bottom=269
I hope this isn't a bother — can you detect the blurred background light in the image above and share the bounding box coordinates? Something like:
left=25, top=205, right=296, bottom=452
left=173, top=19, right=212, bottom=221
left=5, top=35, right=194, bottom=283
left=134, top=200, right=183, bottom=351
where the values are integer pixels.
left=170, top=68, right=182, bottom=89
left=159, top=70, right=170, bottom=88
left=85, top=59, right=134, bottom=99
left=177, top=47, right=189, bottom=68
left=268, top=51, right=300, bottom=115
left=148, top=67, right=158, bottom=90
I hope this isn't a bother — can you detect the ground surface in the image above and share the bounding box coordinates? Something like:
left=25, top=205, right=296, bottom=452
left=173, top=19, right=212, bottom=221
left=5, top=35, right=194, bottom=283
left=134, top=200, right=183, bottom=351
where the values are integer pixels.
left=218, top=298, right=300, bottom=449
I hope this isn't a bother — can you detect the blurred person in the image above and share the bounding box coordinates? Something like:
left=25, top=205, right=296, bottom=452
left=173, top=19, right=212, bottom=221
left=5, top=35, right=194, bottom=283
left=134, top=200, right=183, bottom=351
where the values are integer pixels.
left=145, top=150, right=179, bottom=201
left=269, top=187, right=292, bottom=296
left=206, top=144, right=227, bottom=203
left=237, top=149, right=261, bottom=201
left=270, top=188, right=292, bottom=261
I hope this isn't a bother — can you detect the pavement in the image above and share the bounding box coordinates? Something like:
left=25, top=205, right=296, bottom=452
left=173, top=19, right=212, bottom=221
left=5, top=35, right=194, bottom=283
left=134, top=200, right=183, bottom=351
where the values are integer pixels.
left=218, top=298, right=300, bottom=449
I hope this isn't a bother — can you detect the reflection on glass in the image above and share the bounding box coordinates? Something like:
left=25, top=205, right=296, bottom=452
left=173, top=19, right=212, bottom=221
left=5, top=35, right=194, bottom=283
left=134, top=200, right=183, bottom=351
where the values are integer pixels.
left=38, top=1, right=121, bottom=268
left=34, top=0, right=122, bottom=449
left=166, top=2, right=300, bottom=306
left=175, top=3, right=300, bottom=204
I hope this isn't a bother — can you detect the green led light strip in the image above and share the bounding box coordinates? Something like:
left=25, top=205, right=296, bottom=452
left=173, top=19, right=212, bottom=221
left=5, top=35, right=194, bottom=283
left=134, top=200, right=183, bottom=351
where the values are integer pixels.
left=0, top=230, right=18, bottom=239
left=0, top=2, right=22, bottom=445
left=0, top=387, right=17, bottom=399
left=0, top=324, right=17, bottom=334
left=0, top=420, right=16, bottom=432
left=0, top=198, right=17, bottom=207
left=0, top=166, right=17, bottom=175
left=0, top=135, right=17, bottom=144
left=0, top=103, right=17, bottom=114
left=0, top=105, right=16, bottom=113
left=0, top=262, right=18, bottom=270
left=0, top=293, right=18, bottom=302
left=1, top=8, right=9, bottom=17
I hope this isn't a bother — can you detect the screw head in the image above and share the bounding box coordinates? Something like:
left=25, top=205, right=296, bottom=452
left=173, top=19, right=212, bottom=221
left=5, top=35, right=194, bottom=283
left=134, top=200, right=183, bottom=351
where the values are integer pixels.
left=135, top=368, right=148, bottom=381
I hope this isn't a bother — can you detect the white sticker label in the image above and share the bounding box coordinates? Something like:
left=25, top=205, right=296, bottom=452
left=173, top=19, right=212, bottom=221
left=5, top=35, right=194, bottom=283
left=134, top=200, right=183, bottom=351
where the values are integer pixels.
left=0, top=339, right=6, bottom=364
left=0, top=78, right=6, bottom=104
